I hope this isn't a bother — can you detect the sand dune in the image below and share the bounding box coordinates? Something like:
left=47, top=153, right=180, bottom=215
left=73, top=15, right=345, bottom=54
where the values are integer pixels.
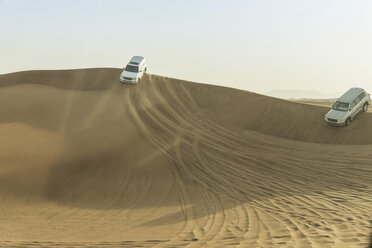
left=0, top=69, right=371, bottom=247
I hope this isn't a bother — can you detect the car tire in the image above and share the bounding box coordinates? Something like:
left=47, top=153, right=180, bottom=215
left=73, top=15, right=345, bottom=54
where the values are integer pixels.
left=362, top=102, right=368, bottom=112
left=345, top=118, right=350, bottom=126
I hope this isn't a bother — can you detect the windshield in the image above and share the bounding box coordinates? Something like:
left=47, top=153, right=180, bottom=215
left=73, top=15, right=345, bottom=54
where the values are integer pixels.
left=125, top=65, right=139, bottom=73
left=333, top=101, right=349, bottom=111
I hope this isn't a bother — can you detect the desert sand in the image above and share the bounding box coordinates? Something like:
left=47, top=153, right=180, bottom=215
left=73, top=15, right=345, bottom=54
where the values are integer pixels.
left=0, top=68, right=371, bottom=247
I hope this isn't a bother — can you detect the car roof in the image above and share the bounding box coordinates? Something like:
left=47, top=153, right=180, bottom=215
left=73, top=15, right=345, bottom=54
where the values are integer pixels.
left=129, top=56, right=145, bottom=64
left=338, top=88, right=365, bottom=103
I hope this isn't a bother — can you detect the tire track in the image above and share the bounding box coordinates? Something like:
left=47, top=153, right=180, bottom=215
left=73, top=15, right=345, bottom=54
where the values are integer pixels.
left=124, top=75, right=372, bottom=247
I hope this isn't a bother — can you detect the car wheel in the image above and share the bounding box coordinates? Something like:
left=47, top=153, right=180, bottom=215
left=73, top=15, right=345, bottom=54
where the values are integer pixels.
left=362, top=102, right=368, bottom=112
left=345, top=118, right=350, bottom=126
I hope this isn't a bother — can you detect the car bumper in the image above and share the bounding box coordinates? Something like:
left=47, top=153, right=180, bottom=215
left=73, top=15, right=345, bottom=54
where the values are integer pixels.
left=324, top=118, right=345, bottom=126
left=120, top=78, right=138, bottom=84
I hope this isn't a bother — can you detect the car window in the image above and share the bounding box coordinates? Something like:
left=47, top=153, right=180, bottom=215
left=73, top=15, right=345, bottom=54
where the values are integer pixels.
left=350, top=100, right=356, bottom=109
left=125, top=65, right=139, bottom=73
left=354, top=95, right=362, bottom=104
left=359, top=92, right=366, bottom=100
left=333, top=101, right=349, bottom=111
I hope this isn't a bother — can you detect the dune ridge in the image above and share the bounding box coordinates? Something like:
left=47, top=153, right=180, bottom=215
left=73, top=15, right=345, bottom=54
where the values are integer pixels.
left=0, top=69, right=371, bottom=247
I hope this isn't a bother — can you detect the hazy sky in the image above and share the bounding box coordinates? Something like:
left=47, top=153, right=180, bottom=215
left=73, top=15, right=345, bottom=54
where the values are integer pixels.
left=1, top=0, right=371, bottom=95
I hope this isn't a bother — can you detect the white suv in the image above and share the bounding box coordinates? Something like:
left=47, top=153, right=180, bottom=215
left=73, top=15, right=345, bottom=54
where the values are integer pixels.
left=120, top=56, right=147, bottom=83
left=324, top=88, right=371, bottom=126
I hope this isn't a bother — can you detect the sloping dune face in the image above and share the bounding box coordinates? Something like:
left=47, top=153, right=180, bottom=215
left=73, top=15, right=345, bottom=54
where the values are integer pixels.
left=0, top=69, right=371, bottom=248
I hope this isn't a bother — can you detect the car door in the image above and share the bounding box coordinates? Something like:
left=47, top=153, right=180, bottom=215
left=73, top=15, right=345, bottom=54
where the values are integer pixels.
left=351, top=94, right=363, bottom=119
left=358, top=92, right=366, bottom=109
left=349, top=99, right=357, bottom=119
left=141, top=63, right=145, bottom=73
left=138, top=64, right=144, bottom=78
left=355, top=93, right=365, bottom=111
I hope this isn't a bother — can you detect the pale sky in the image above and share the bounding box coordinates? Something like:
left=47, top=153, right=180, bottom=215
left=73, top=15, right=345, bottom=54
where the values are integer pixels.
left=1, top=0, right=371, bottom=95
